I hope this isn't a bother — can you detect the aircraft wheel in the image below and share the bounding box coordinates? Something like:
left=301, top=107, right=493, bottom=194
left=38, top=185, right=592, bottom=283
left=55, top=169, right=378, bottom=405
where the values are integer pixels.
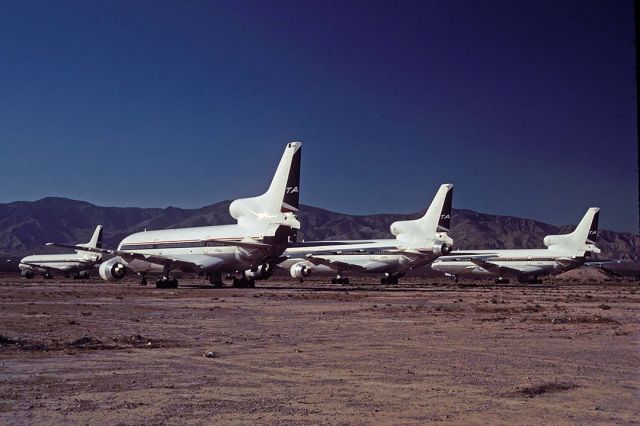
left=155, top=279, right=178, bottom=289
left=233, top=278, right=248, bottom=288
left=43, top=273, right=53, bottom=280
left=331, top=278, right=338, bottom=284
left=208, top=274, right=223, bottom=288
left=381, top=277, right=388, bottom=285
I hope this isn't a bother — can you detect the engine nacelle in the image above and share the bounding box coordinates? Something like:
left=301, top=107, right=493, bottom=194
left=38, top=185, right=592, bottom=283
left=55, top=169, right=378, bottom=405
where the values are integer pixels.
left=290, top=262, right=312, bottom=279
left=432, top=241, right=452, bottom=257
left=99, top=258, right=127, bottom=282
left=244, top=264, right=273, bottom=280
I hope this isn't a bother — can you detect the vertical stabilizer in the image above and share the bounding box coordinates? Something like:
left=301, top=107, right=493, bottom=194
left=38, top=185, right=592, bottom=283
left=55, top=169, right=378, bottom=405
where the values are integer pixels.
left=229, top=142, right=302, bottom=231
left=76, top=225, right=103, bottom=252
left=543, top=208, right=601, bottom=256
left=390, top=184, right=454, bottom=251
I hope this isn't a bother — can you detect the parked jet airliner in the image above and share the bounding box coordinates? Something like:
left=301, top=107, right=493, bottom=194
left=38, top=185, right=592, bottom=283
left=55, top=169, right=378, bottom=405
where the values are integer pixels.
left=431, top=208, right=600, bottom=284
left=280, top=184, right=454, bottom=284
left=20, top=225, right=104, bottom=279
left=49, top=142, right=302, bottom=288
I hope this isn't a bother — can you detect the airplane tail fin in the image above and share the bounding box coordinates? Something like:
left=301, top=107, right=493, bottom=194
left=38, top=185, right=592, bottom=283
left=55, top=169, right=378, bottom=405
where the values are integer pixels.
left=229, top=142, right=302, bottom=239
left=543, top=208, right=601, bottom=256
left=76, top=225, right=103, bottom=251
left=390, top=184, right=454, bottom=253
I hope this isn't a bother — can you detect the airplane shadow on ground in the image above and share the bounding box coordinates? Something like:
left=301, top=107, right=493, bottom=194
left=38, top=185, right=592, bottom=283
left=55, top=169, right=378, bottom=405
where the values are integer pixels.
left=176, top=283, right=556, bottom=292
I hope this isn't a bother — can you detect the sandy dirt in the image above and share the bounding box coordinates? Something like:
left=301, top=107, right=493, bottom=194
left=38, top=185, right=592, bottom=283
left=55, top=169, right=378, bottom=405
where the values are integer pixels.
left=0, top=275, right=638, bottom=425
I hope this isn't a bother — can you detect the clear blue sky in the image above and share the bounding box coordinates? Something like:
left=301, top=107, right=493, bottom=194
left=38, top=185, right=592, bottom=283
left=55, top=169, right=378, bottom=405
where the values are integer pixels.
left=0, top=0, right=636, bottom=233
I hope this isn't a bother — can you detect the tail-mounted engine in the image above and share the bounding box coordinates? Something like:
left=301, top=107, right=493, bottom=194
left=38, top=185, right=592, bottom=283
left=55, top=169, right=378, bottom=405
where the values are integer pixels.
left=432, top=241, right=452, bottom=257
left=99, top=258, right=127, bottom=282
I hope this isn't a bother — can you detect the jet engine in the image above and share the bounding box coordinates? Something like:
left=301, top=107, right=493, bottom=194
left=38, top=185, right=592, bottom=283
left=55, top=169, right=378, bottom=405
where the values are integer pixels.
left=99, top=258, right=127, bottom=282
left=431, top=241, right=452, bottom=257
left=290, top=262, right=312, bottom=279
left=244, top=263, right=273, bottom=280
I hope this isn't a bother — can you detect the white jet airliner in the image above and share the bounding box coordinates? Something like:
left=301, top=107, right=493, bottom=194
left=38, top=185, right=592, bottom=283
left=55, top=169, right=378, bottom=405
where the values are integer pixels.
left=280, top=184, right=454, bottom=284
left=19, top=225, right=104, bottom=279
left=431, top=208, right=600, bottom=284
left=49, top=142, right=302, bottom=288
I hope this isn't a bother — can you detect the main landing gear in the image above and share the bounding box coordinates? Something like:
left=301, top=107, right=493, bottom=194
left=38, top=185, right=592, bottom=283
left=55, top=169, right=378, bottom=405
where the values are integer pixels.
left=494, top=277, right=510, bottom=284
left=380, top=273, right=404, bottom=285
left=208, top=273, right=223, bottom=288
left=232, top=277, right=255, bottom=288
left=156, top=266, right=178, bottom=288
left=43, top=272, right=53, bottom=280
left=72, top=271, right=91, bottom=280
left=138, top=273, right=148, bottom=286
left=381, top=276, right=398, bottom=285
left=331, top=275, right=350, bottom=285
left=156, top=278, right=178, bottom=289
left=518, top=275, right=543, bottom=284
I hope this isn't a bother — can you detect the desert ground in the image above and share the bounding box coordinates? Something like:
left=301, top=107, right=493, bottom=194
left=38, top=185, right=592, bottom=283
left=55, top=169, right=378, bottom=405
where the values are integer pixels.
left=0, top=273, right=638, bottom=425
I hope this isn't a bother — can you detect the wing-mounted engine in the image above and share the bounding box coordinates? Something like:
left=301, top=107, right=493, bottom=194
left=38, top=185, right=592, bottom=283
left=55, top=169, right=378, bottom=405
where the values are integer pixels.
left=99, top=258, right=127, bottom=282
left=290, top=262, right=313, bottom=279
left=228, top=142, right=302, bottom=236
left=390, top=184, right=454, bottom=252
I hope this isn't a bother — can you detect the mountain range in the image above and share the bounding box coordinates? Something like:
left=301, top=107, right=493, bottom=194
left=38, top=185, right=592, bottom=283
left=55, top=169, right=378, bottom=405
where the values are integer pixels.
left=0, top=197, right=637, bottom=263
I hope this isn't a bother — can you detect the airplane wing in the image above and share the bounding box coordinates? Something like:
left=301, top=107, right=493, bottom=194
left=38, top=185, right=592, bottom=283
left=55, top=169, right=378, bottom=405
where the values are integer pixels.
left=556, top=257, right=583, bottom=269
left=46, top=243, right=203, bottom=270
left=442, top=252, right=500, bottom=259
left=306, top=255, right=371, bottom=272
left=468, top=258, right=525, bottom=275
left=204, top=238, right=272, bottom=250
left=47, top=239, right=266, bottom=271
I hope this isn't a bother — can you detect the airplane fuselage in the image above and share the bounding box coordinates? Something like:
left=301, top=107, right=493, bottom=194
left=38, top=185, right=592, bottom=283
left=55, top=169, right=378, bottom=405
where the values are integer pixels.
left=117, top=223, right=285, bottom=275
left=431, top=249, right=584, bottom=279
left=283, top=239, right=438, bottom=274
left=19, top=253, right=101, bottom=274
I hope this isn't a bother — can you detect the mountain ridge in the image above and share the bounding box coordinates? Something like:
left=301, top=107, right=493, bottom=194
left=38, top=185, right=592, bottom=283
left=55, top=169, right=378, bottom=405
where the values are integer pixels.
left=0, top=197, right=637, bottom=262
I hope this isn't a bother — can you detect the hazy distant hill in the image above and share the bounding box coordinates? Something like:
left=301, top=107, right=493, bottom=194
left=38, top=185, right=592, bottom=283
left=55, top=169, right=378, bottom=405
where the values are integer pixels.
left=0, top=197, right=637, bottom=262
